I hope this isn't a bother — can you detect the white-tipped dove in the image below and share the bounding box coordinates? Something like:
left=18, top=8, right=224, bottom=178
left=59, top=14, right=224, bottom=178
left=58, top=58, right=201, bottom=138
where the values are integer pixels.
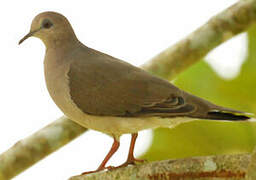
left=19, top=11, right=253, bottom=174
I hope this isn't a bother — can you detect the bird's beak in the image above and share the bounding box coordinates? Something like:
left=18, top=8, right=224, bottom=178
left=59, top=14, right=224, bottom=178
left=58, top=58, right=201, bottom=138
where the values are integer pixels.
left=19, top=28, right=41, bottom=45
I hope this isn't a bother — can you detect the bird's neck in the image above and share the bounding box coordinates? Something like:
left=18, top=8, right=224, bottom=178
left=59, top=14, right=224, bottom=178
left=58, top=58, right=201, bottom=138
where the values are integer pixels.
left=44, top=37, right=81, bottom=68
left=44, top=35, right=79, bottom=50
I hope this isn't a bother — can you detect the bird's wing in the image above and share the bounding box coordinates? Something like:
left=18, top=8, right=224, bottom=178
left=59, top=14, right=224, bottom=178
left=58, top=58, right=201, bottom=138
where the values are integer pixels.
left=67, top=47, right=195, bottom=117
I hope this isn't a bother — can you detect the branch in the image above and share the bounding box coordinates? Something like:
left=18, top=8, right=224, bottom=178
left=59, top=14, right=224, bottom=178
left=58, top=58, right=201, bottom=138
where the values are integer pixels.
left=69, top=153, right=250, bottom=180
left=0, top=117, right=86, bottom=180
left=142, top=0, right=256, bottom=80
left=1, top=0, right=256, bottom=179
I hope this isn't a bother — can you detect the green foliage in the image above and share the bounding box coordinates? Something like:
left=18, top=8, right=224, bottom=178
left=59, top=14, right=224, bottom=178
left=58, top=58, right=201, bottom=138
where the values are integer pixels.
left=142, top=25, right=256, bottom=161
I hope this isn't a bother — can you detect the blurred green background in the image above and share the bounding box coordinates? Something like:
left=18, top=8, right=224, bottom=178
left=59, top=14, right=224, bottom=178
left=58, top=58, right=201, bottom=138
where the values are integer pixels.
left=142, top=25, right=256, bottom=161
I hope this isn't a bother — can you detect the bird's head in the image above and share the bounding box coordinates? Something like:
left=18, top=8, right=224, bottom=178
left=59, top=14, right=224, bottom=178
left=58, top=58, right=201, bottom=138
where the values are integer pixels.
left=19, top=11, right=77, bottom=47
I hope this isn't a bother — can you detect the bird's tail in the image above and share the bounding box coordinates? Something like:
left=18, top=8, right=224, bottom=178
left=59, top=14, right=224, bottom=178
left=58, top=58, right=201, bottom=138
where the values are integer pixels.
left=205, top=109, right=253, bottom=121
left=184, top=92, right=254, bottom=121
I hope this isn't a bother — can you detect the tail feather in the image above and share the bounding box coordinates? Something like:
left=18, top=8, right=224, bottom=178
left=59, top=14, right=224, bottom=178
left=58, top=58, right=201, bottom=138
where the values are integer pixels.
left=207, top=111, right=250, bottom=121
left=179, top=91, right=254, bottom=121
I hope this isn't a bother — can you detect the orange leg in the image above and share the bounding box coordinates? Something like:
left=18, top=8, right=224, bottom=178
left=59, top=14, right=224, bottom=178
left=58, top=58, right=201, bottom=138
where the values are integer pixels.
left=114, top=133, right=145, bottom=169
left=81, top=138, right=120, bottom=175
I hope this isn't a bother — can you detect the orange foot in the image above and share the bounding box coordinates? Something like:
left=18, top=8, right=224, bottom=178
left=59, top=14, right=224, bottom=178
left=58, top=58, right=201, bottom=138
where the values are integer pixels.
left=109, top=158, right=146, bottom=170
left=81, top=159, right=146, bottom=175
left=81, top=166, right=113, bottom=175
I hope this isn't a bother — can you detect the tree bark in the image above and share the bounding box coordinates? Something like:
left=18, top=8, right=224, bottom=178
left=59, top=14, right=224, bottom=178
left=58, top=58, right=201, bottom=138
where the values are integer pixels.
left=69, top=153, right=251, bottom=180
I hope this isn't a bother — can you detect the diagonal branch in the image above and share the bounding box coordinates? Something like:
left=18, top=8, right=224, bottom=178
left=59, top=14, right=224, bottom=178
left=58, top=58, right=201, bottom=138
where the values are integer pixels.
left=1, top=0, right=256, bottom=179
left=0, top=117, right=86, bottom=180
left=142, top=0, right=256, bottom=80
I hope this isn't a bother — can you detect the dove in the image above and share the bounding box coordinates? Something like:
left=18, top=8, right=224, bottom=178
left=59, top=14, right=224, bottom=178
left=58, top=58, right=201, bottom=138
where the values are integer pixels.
left=19, top=11, right=253, bottom=174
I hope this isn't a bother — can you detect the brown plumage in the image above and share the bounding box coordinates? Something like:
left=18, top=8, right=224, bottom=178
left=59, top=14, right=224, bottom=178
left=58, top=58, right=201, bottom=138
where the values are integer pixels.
left=19, top=11, right=253, bottom=174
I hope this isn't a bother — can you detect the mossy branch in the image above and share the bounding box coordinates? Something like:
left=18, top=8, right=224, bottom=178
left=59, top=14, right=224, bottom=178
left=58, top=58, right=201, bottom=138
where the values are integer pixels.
left=1, top=0, right=256, bottom=179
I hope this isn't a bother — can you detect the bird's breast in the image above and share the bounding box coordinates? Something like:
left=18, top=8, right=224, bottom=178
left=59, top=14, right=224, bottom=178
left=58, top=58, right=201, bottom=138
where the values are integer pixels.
left=43, top=54, right=88, bottom=125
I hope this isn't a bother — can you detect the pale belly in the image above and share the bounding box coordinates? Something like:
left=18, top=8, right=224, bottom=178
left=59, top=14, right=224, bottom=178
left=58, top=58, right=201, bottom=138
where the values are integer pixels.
left=71, top=114, right=198, bottom=138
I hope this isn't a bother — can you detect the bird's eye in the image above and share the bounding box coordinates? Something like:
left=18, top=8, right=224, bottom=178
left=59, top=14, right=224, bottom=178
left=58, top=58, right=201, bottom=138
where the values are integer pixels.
left=42, top=19, right=53, bottom=29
